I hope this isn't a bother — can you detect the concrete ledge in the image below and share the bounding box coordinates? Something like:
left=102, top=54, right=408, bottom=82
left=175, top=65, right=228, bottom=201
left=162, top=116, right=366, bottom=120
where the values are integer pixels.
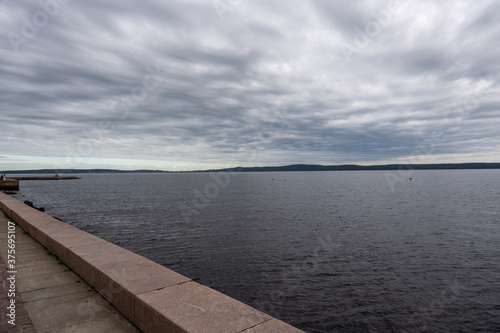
left=92, top=256, right=190, bottom=322
left=1, top=197, right=28, bottom=225
left=46, top=228, right=107, bottom=267
left=0, top=196, right=17, bottom=216
left=135, top=282, right=271, bottom=333
left=0, top=191, right=305, bottom=333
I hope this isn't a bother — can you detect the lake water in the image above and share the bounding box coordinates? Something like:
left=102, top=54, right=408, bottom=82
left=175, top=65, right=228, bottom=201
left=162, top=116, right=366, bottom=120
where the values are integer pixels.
left=11, top=170, right=500, bottom=332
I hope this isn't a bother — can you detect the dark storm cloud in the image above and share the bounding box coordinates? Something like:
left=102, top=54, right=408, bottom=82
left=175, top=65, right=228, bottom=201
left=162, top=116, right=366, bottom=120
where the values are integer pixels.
left=1, top=0, right=499, bottom=170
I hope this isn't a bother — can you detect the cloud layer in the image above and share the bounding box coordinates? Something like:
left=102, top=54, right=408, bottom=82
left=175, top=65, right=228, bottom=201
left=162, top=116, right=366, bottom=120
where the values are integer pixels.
left=1, top=0, right=499, bottom=170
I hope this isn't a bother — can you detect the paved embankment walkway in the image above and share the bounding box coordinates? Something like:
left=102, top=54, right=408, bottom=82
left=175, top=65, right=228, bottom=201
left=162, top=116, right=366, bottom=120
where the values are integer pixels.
left=0, top=212, right=141, bottom=332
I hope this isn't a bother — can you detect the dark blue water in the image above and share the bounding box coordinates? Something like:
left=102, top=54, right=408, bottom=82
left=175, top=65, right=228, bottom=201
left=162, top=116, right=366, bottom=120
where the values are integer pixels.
left=11, top=170, right=500, bottom=332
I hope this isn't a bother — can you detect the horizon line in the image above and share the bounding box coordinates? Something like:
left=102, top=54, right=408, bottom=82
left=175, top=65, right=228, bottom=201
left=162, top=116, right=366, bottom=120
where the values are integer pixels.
left=2, top=162, right=500, bottom=174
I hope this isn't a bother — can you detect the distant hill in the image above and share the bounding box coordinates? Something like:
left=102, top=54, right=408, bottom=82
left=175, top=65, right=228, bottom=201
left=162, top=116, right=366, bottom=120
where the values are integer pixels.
left=213, top=163, right=500, bottom=172
left=2, top=163, right=500, bottom=174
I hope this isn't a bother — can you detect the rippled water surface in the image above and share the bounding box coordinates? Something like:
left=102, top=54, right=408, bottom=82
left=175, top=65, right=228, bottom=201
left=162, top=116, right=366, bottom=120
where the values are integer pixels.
left=12, top=170, right=500, bottom=332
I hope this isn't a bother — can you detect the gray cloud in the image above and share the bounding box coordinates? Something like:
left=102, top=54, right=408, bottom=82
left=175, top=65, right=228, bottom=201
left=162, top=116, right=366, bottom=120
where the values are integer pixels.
left=1, top=0, right=499, bottom=170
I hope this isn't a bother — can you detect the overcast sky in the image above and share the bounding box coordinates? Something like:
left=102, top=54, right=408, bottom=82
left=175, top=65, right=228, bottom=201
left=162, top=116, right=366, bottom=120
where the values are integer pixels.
left=1, top=0, right=499, bottom=171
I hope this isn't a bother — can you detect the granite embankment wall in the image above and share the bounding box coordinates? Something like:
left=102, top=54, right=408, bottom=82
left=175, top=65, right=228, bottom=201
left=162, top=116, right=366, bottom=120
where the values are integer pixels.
left=0, top=192, right=304, bottom=333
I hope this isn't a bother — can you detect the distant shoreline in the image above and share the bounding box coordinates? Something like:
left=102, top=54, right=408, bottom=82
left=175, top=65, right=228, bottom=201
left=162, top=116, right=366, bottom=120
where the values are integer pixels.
left=2, top=162, right=500, bottom=174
